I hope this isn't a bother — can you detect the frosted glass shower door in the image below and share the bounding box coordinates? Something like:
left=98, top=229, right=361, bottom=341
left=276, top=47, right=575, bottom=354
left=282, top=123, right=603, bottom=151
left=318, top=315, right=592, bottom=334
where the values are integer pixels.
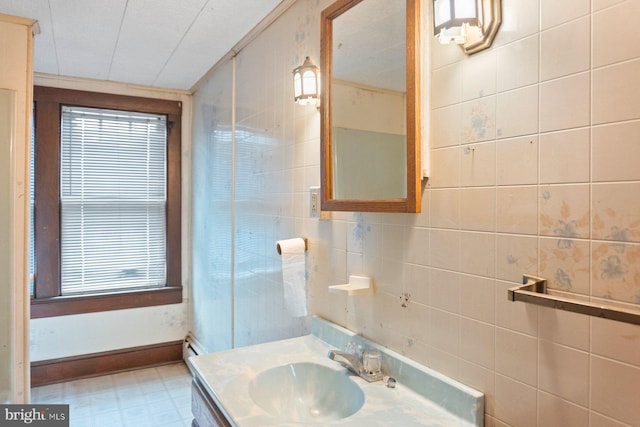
left=191, top=61, right=234, bottom=353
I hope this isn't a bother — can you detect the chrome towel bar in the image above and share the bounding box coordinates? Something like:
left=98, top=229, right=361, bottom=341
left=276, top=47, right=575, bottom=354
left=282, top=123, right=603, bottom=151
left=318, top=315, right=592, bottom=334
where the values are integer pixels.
left=508, top=275, right=640, bottom=326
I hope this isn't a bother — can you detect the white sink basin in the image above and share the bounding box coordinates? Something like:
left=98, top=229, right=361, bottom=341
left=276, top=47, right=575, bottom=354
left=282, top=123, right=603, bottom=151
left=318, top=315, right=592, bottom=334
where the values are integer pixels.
left=248, top=362, right=365, bottom=422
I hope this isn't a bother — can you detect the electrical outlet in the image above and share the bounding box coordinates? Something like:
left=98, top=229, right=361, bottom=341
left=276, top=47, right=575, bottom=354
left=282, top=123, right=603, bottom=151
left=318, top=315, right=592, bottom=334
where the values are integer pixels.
left=309, top=186, right=320, bottom=218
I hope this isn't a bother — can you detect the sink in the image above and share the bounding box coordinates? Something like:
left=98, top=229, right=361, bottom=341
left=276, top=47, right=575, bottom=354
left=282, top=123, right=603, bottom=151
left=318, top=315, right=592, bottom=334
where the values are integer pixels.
left=248, top=362, right=365, bottom=422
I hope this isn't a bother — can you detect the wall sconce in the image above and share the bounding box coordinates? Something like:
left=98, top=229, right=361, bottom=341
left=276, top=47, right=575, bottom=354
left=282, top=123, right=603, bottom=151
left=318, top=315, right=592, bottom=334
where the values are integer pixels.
left=433, top=0, right=502, bottom=55
left=293, top=56, right=320, bottom=107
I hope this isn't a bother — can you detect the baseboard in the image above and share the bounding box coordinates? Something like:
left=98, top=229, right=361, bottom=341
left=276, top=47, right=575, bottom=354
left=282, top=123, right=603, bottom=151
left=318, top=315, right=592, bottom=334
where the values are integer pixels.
left=31, top=340, right=184, bottom=387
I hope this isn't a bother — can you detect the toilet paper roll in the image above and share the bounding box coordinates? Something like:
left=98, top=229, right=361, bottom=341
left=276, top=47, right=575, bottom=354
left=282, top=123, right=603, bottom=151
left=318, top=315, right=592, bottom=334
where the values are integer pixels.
left=276, top=238, right=307, bottom=317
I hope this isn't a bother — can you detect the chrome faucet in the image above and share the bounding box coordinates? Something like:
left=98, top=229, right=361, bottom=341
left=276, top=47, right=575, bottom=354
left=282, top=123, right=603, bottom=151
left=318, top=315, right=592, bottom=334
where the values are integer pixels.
left=327, top=350, right=363, bottom=376
left=327, top=346, right=384, bottom=382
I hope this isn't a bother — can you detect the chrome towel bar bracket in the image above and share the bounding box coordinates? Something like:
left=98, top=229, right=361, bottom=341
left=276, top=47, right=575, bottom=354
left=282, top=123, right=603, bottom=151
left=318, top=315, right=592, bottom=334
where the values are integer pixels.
left=508, top=275, right=640, bottom=326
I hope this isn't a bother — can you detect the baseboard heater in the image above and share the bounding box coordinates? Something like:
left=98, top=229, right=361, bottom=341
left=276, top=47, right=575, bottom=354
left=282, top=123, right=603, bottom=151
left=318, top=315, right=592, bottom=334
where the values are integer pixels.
left=183, top=333, right=206, bottom=376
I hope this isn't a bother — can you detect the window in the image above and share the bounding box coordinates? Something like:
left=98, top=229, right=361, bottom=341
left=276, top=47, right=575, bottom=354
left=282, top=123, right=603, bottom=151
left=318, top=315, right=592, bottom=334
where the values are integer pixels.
left=31, top=87, right=182, bottom=318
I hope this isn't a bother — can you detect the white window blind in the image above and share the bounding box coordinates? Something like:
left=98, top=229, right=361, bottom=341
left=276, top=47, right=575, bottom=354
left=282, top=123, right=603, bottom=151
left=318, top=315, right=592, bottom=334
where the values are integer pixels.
left=60, top=106, right=167, bottom=295
left=29, top=118, right=35, bottom=296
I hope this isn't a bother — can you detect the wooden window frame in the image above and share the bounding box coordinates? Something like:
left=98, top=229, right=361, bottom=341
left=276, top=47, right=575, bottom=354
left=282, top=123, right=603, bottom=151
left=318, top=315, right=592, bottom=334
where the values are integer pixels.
left=31, top=86, right=182, bottom=319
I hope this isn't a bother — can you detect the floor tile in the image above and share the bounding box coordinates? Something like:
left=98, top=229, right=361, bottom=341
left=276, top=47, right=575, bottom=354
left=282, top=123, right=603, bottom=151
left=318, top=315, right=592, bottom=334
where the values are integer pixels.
left=31, top=363, right=192, bottom=427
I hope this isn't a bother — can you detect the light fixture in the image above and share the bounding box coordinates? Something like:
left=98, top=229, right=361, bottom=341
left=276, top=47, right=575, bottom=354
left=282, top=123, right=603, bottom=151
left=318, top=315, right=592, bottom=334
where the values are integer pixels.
left=293, top=56, right=320, bottom=107
left=433, top=0, right=501, bottom=55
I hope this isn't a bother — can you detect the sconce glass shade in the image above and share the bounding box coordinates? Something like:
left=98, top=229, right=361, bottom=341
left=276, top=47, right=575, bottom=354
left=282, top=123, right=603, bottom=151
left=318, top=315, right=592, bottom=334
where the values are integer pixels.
left=293, top=56, right=320, bottom=106
left=433, top=0, right=501, bottom=54
left=433, top=0, right=478, bottom=32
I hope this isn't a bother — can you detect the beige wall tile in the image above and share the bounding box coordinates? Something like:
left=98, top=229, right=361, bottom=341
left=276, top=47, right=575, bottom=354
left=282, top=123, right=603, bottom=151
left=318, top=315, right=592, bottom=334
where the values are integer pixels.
left=591, top=355, right=640, bottom=425
left=431, top=105, right=461, bottom=148
left=432, top=62, right=463, bottom=108
left=496, top=234, right=538, bottom=283
left=537, top=391, right=589, bottom=427
left=497, top=35, right=539, bottom=92
left=591, top=241, right=640, bottom=304
left=593, top=59, right=640, bottom=125
left=430, top=229, right=460, bottom=271
left=461, top=188, right=496, bottom=232
left=540, top=72, right=590, bottom=132
left=381, top=223, right=404, bottom=261
left=461, top=97, right=497, bottom=144
left=462, top=50, right=497, bottom=101
left=496, top=85, right=539, bottom=139
left=424, top=345, right=460, bottom=380
left=461, top=232, right=496, bottom=278
left=593, top=0, right=640, bottom=67
left=496, top=186, right=538, bottom=235
left=593, top=121, right=640, bottom=182
left=405, top=226, right=429, bottom=266
left=403, top=301, right=430, bottom=345
left=460, top=142, right=496, bottom=187
left=540, top=184, right=590, bottom=239
left=460, top=275, right=496, bottom=324
left=539, top=237, right=590, bottom=295
left=496, top=328, right=538, bottom=386
left=428, top=268, right=460, bottom=313
left=494, top=374, right=537, bottom=427
left=539, top=128, right=590, bottom=184
left=541, top=0, right=590, bottom=29
left=538, top=307, right=590, bottom=351
left=594, top=0, right=626, bottom=11
left=592, top=317, right=640, bottom=366
left=429, top=147, right=460, bottom=188
left=378, top=258, right=403, bottom=295
left=402, top=263, right=429, bottom=304
left=496, top=280, right=539, bottom=336
left=592, top=182, right=640, bottom=243
left=430, top=188, right=460, bottom=229
left=402, top=335, right=430, bottom=368
left=429, top=308, right=460, bottom=355
left=540, top=17, right=590, bottom=81
left=589, top=412, right=630, bottom=427
left=459, top=318, right=495, bottom=369
left=538, top=341, right=589, bottom=405
left=496, top=136, right=538, bottom=185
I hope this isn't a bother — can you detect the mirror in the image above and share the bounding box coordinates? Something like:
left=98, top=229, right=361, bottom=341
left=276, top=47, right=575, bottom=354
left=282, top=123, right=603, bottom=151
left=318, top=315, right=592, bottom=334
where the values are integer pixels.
left=321, top=0, right=421, bottom=213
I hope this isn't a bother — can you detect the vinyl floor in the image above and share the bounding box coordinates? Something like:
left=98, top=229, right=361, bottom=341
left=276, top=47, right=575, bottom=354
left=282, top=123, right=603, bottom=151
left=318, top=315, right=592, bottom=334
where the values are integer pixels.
left=31, top=362, right=193, bottom=427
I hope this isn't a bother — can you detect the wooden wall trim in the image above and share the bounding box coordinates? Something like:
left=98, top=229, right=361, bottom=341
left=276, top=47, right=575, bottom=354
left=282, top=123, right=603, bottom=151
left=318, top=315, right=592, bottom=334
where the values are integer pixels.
left=30, top=286, right=183, bottom=319
left=31, top=340, right=184, bottom=387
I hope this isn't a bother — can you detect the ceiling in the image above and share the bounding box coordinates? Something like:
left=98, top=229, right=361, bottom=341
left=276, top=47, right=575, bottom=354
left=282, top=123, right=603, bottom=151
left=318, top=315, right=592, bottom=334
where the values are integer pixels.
left=0, top=0, right=283, bottom=91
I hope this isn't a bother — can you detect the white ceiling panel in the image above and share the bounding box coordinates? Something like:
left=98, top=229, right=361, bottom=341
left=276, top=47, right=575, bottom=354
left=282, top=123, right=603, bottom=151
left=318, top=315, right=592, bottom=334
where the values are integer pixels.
left=0, top=0, right=284, bottom=91
left=154, top=0, right=282, bottom=90
left=49, top=0, right=128, bottom=80
left=108, top=0, right=208, bottom=86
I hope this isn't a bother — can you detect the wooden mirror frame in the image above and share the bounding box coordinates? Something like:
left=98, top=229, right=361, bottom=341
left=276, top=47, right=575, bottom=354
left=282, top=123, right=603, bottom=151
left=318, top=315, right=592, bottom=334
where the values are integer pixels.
left=320, top=0, right=421, bottom=213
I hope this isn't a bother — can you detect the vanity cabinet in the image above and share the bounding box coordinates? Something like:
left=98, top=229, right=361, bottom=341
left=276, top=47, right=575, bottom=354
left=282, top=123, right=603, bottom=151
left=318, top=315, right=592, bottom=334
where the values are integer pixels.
left=191, top=378, right=232, bottom=427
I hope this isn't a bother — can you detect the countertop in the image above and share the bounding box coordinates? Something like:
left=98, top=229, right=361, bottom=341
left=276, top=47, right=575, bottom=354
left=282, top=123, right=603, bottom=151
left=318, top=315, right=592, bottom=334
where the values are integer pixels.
left=188, top=317, right=484, bottom=426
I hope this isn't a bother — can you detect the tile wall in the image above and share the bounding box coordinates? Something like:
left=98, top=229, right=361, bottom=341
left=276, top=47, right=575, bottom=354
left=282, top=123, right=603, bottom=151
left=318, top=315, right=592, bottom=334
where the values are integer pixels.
left=191, top=0, right=640, bottom=425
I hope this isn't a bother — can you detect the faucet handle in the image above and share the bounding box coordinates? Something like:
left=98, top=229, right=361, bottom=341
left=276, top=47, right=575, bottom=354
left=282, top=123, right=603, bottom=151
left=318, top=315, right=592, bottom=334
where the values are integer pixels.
left=344, top=341, right=362, bottom=358
left=362, top=350, right=382, bottom=374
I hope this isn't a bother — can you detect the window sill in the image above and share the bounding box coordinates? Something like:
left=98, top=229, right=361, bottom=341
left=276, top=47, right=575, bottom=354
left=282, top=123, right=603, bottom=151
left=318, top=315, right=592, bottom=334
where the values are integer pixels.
left=30, top=286, right=183, bottom=319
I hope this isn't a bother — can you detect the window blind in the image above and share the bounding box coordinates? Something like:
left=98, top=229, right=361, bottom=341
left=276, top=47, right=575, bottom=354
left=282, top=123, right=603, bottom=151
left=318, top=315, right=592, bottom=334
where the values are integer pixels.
left=29, top=118, right=35, bottom=296
left=60, top=106, right=167, bottom=295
